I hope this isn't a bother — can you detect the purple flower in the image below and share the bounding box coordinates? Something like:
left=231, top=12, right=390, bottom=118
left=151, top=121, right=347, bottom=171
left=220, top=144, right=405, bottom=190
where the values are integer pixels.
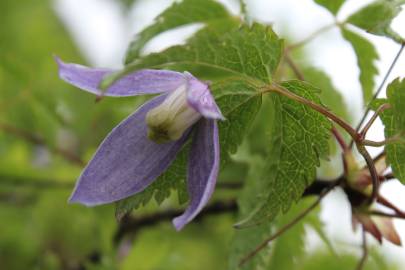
left=56, top=58, right=224, bottom=230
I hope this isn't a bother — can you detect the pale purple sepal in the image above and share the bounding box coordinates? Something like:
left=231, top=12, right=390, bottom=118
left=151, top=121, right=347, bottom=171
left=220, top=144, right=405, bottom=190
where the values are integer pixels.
left=172, top=119, right=220, bottom=230
left=56, top=57, right=186, bottom=97
left=185, top=72, right=224, bottom=120
left=69, top=94, right=189, bottom=206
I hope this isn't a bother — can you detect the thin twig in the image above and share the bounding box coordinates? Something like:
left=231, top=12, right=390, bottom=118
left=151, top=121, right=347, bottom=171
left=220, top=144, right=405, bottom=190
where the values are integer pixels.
left=284, top=53, right=305, bottom=80
left=351, top=43, right=405, bottom=148
left=360, top=103, right=391, bottom=137
left=362, top=136, right=402, bottom=147
left=239, top=184, right=337, bottom=266
left=114, top=199, right=238, bottom=244
left=287, top=23, right=337, bottom=51
left=0, top=122, right=85, bottom=167
left=355, top=229, right=368, bottom=270
left=0, top=174, right=74, bottom=189
left=368, top=210, right=405, bottom=219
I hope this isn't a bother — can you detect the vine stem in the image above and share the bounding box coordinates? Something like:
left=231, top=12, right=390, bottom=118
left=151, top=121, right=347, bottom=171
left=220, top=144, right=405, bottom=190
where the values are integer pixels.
left=239, top=185, right=336, bottom=267
left=332, top=126, right=348, bottom=151
left=350, top=43, right=405, bottom=148
left=356, top=144, right=379, bottom=204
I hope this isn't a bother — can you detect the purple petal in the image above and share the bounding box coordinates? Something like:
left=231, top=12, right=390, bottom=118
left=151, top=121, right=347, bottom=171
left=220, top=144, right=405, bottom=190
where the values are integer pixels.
left=56, top=57, right=186, bottom=97
left=69, top=94, right=189, bottom=206
left=185, top=72, right=224, bottom=120
left=172, top=119, right=220, bottom=230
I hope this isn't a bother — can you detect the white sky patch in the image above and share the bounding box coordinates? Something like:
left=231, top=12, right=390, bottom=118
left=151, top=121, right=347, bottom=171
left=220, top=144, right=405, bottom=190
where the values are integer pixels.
left=54, top=0, right=129, bottom=67
left=142, top=23, right=205, bottom=55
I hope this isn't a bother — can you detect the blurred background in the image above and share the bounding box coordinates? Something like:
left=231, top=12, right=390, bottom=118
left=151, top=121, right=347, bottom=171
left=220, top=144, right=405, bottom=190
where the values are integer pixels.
left=1, top=0, right=405, bottom=269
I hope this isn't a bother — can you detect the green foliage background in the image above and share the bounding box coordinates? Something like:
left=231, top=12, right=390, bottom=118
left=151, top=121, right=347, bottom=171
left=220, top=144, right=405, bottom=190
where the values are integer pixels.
left=0, top=0, right=404, bottom=269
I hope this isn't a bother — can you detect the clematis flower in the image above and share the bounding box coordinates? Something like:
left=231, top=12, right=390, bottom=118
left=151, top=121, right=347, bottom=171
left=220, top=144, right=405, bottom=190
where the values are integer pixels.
left=56, top=58, right=224, bottom=230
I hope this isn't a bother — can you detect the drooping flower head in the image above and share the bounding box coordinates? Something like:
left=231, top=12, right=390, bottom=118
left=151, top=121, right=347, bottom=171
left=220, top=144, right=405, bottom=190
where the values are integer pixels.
left=345, top=152, right=402, bottom=246
left=56, top=57, right=224, bottom=230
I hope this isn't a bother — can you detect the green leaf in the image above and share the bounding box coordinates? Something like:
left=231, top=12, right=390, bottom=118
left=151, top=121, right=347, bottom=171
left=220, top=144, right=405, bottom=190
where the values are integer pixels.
left=112, top=22, right=284, bottom=86
left=374, top=78, right=405, bottom=184
left=228, top=143, right=272, bottom=270
left=213, top=79, right=263, bottom=165
left=314, top=0, right=346, bottom=15
left=235, top=80, right=331, bottom=228
left=229, top=142, right=325, bottom=270
left=125, top=0, right=231, bottom=63
left=347, top=0, right=405, bottom=43
left=246, top=94, right=278, bottom=156
left=116, top=78, right=262, bottom=218
left=341, top=27, right=379, bottom=103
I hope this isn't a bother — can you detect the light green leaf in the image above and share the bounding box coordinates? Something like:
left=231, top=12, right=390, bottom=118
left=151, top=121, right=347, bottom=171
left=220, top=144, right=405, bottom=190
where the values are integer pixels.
left=235, top=80, right=331, bottom=228
left=347, top=0, right=405, bottom=43
left=125, top=0, right=231, bottom=63
left=341, top=27, right=379, bottom=103
left=374, top=79, right=405, bottom=184
left=387, top=78, right=405, bottom=129
left=314, top=0, right=346, bottom=15
left=116, top=78, right=262, bottom=218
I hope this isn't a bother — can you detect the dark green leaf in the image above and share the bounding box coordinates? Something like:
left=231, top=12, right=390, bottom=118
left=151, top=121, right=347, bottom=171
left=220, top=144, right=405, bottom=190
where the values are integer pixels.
left=213, top=79, right=263, bottom=165
left=125, top=0, right=231, bottom=63
left=111, top=22, right=284, bottom=86
left=347, top=0, right=405, bottom=43
left=341, top=27, right=379, bottom=103
left=374, top=79, right=405, bottom=184
left=235, top=80, right=331, bottom=227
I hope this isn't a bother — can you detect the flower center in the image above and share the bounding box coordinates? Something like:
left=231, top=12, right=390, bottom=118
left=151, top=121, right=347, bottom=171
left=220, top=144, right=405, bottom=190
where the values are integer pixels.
left=145, top=83, right=202, bottom=144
